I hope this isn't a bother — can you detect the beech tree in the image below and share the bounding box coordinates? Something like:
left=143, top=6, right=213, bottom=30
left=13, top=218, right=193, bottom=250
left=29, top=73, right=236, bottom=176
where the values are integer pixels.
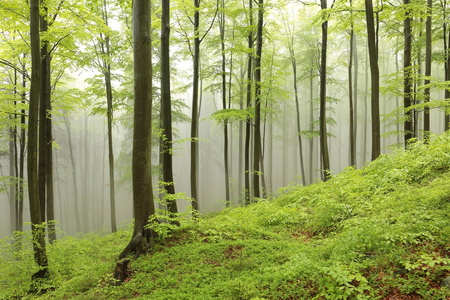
left=28, top=0, right=49, bottom=282
left=160, top=0, right=179, bottom=220
left=365, top=0, right=380, bottom=160
left=119, top=0, right=156, bottom=259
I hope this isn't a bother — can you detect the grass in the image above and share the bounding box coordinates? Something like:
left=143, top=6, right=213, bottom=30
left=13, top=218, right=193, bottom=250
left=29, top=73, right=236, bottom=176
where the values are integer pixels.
left=2, top=133, right=450, bottom=299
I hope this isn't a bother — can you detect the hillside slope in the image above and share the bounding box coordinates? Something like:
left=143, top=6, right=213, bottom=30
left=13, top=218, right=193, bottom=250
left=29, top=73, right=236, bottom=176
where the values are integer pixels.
left=2, top=134, right=450, bottom=299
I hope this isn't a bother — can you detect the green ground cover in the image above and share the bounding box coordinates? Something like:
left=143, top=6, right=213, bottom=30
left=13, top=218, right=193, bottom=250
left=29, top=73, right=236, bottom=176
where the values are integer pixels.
left=2, top=134, right=450, bottom=299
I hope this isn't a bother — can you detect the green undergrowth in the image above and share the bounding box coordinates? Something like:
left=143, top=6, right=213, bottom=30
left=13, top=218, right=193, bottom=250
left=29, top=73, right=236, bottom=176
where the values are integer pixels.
left=2, top=134, right=450, bottom=299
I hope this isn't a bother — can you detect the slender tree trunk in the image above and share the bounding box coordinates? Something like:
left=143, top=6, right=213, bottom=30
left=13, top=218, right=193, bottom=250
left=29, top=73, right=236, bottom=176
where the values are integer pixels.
left=219, top=0, right=230, bottom=205
left=353, top=34, right=358, bottom=166
left=29, top=0, right=49, bottom=281
left=100, top=0, right=117, bottom=233
left=348, top=4, right=356, bottom=166
left=119, top=0, right=156, bottom=260
left=82, top=116, right=89, bottom=232
left=238, top=63, right=244, bottom=204
left=244, top=0, right=253, bottom=204
left=17, top=69, right=26, bottom=234
left=319, top=0, right=330, bottom=180
left=161, top=0, right=179, bottom=222
left=190, top=0, right=200, bottom=212
left=404, top=0, right=413, bottom=145
left=64, top=115, right=81, bottom=233
left=253, top=0, right=264, bottom=198
left=10, top=124, right=16, bottom=235
left=309, top=67, right=314, bottom=184
left=423, top=0, right=432, bottom=141
left=365, top=0, right=380, bottom=160
left=445, top=0, right=450, bottom=130
left=291, top=55, right=306, bottom=185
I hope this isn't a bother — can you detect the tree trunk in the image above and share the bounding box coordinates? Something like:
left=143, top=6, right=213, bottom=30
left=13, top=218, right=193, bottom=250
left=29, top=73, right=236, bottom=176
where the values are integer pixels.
left=40, top=3, right=56, bottom=241
left=253, top=0, right=264, bottom=199
left=348, top=4, right=356, bottom=166
left=319, top=0, right=330, bottom=180
left=28, top=0, right=49, bottom=282
left=119, top=0, right=156, bottom=260
left=353, top=34, right=358, bottom=167
left=291, top=54, right=306, bottom=185
left=219, top=0, right=230, bottom=206
left=365, top=0, right=380, bottom=160
left=309, top=67, right=314, bottom=184
left=101, top=0, right=117, bottom=233
left=423, top=0, right=432, bottom=141
left=161, top=0, right=179, bottom=222
left=238, top=62, right=244, bottom=204
left=445, top=1, right=450, bottom=130
left=404, top=0, right=413, bottom=145
left=64, top=115, right=81, bottom=233
left=244, top=0, right=253, bottom=204
left=190, top=0, right=200, bottom=212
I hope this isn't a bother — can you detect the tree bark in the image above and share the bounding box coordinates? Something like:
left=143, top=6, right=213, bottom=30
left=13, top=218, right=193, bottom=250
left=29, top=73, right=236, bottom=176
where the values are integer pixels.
left=423, top=0, right=432, bottom=141
left=365, top=0, right=380, bottom=160
left=404, top=0, right=413, bottom=145
left=29, top=0, right=49, bottom=281
left=101, top=0, right=117, bottom=233
left=319, top=0, right=330, bottom=180
left=161, top=0, right=179, bottom=222
left=348, top=2, right=356, bottom=166
left=253, top=0, right=264, bottom=198
left=244, top=0, right=253, bottom=204
left=119, top=0, right=156, bottom=260
left=219, top=0, right=230, bottom=206
left=190, top=0, right=200, bottom=212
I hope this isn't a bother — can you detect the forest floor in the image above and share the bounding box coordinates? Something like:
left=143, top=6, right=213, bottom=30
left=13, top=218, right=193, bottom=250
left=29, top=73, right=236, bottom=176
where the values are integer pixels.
left=2, top=134, right=450, bottom=299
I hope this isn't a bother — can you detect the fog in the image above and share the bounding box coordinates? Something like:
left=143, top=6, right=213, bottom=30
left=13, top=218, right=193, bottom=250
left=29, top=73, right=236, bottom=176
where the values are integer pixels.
left=1, top=30, right=448, bottom=241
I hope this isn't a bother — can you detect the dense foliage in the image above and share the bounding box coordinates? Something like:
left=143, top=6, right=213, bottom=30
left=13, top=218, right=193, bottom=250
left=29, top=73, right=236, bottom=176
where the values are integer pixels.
left=2, top=133, right=450, bottom=299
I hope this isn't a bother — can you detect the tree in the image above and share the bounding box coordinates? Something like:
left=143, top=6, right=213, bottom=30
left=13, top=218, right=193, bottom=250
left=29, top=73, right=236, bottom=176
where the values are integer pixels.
left=100, top=0, right=117, bottom=233
left=160, top=0, right=179, bottom=220
left=423, top=0, right=432, bottom=141
left=319, top=0, right=331, bottom=180
left=348, top=0, right=356, bottom=166
left=364, top=0, right=380, bottom=160
left=218, top=0, right=231, bottom=205
left=403, top=0, right=413, bottom=145
left=253, top=0, right=265, bottom=198
left=28, top=0, right=49, bottom=282
left=244, top=0, right=253, bottom=204
left=119, top=0, right=156, bottom=259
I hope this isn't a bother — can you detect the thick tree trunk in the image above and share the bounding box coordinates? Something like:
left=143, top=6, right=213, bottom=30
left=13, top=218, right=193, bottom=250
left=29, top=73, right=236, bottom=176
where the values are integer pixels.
left=319, top=0, right=330, bottom=180
left=119, top=0, right=156, bottom=260
left=29, top=0, right=49, bottom=282
left=40, top=4, right=56, bottom=241
left=161, top=0, right=179, bottom=222
left=365, top=0, right=380, bottom=160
